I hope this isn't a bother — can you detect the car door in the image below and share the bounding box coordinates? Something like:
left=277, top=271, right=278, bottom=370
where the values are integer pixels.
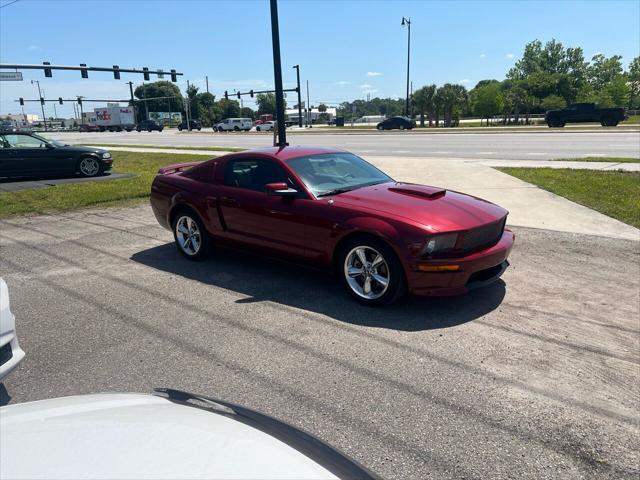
left=216, top=158, right=308, bottom=258
left=0, top=135, right=19, bottom=177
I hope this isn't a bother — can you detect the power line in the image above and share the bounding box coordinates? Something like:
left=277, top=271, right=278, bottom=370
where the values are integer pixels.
left=0, top=0, right=20, bottom=9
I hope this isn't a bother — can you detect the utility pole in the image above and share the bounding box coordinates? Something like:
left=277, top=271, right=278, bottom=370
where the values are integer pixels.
left=31, top=79, right=47, bottom=131
left=206, top=76, right=209, bottom=94
left=78, top=97, right=84, bottom=126
left=306, top=79, right=311, bottom=127
left=126, top=81, right=137, bottom=122
left=401, top=17, right=411, bottom=117
left=293, top=65, right=302, bottom=127
left=270, top=0, right=287, bottom=145
left=185, top=80, right=191, bottom=131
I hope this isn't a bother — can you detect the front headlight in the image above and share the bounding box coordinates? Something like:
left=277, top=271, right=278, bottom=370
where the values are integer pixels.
left=423, top=233, right=458, bottom=255
left=102, top=152, right=111, bottom=159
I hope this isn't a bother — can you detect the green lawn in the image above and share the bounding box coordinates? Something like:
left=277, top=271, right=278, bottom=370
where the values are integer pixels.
left=552, top=157, right=640, bottom=163
left=498, top=167, right=640, bottom=228
left=0, top=151, right=208, bottom=218
left=76, top=143, right=244, bottom=152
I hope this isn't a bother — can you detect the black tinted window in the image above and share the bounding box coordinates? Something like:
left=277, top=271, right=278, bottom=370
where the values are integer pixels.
left=224, top=159, right=292, bottom=192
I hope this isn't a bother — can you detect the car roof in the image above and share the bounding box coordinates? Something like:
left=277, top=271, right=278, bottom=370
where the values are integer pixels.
left=226, top=146, right=347, bottom=162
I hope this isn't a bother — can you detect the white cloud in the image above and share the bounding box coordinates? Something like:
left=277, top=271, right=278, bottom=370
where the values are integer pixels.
left=479, top=53, right=487, bottom=58
left=505, top=53, right=515, bottom=59
left=360, top=84, right=373, bottom=89
left=459, top=79, right=471, bottom=84
left=335, top=80, right=350, bottom=86
left=27, top=45, right=40, bottom=51
left=366, top=72, right=383, bottom=77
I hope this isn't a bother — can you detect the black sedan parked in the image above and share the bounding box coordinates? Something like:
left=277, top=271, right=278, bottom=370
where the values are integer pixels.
left=136, top=120, right=164, bottom=132
left=177, top=120, right=202, bottom=131
left=376, top=116, right=416, bottom=130
left=0, top=131, right=112, bottom=178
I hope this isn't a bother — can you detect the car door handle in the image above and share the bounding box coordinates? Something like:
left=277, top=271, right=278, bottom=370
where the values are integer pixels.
left=220, top=196, right=238, bottom=206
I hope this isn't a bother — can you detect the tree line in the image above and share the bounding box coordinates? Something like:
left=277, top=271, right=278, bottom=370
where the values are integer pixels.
left=347, top=39, right=639, bottom=127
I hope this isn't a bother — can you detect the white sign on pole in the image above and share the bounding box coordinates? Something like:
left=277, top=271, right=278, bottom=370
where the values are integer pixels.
left=0, top=72, right=23, bottom=81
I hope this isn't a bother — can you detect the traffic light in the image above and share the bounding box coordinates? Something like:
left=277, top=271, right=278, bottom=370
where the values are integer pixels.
left=19, top=98, right=24, bottom=106
left=170, top=69, right=177, bottom=82
left=80, top=63, right=88, bottom=78
left=250, top=90, right=254, bottom=98
left=77, top=97, right=82, bottom=106
left=224, top=91, right=228, bottom=100
left=237, top=91, right=241, bottom=99
left=40, top=97, right=45, bottom=106
left=113, top=65, right=120, bottom=80
left=58, top=97, right=63, bottom=105
left=143, top=67, right=150, bottom=81
left=43, top=61, right=52, bottom=78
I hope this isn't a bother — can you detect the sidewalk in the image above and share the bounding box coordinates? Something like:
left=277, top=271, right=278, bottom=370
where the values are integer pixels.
left=478, top=159, right=639, bottom=171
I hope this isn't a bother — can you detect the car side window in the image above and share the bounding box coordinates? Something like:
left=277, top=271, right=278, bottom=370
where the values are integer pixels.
left=224, top=159, right=293, bottom=192
left=3, top=134, right=46, bottom=148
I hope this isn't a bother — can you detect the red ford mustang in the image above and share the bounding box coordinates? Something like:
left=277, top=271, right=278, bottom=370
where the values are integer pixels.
left=150, top=146, right=514, bottom=306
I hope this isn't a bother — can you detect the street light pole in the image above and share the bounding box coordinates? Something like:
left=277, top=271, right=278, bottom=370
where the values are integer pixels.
left=31, top=79, right=47, bottom=131
left=293, top=65, right=302, bottom=128
left=270, top=0, right=287, bottom=146
left=401, top=17, right=411, bottom=117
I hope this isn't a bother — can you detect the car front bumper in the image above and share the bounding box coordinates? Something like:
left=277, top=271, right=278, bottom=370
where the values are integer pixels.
left=405, top=229, right=514, bottom=296
left=0, top=330, right=25, bottom=381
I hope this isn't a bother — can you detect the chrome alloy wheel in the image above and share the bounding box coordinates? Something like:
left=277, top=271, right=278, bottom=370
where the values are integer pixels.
left=344, top=246, right=390, bottom=300
left=175, top=215, right=202, bottom=256
left=79, top=157, right=100, bottom=176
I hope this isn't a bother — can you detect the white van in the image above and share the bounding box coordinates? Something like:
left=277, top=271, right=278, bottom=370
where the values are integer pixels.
left=214, top=118, right=253, bottom=132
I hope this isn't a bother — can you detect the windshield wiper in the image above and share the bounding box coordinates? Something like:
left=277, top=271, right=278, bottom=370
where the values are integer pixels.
left=317, top=187, right=357, bottom=197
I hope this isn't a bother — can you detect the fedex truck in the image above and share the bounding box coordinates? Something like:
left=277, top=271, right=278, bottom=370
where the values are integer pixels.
left=93, top=104, right=136, bottom=132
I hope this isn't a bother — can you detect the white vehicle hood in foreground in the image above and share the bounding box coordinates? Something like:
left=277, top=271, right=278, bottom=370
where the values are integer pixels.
left=1, top=393, right=340, bottom=480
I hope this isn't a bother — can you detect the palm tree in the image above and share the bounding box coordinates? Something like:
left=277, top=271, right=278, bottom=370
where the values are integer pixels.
left=436, top=84, right=469, bottom=127
left=411, top=85, right=436, bottom=127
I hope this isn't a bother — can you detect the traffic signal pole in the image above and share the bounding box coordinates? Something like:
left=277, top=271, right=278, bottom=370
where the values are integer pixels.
left=293, top=65, right=302, bottom=128
left=270, top=0, right=287, bottom=146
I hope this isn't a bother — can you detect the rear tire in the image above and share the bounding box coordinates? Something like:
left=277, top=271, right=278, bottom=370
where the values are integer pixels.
left=234, top=126, right=240, bottom=131
left=172, top=209, right=209, bottom=261
left=178, top=126, right=182, bottom=131
left=337, top=236, right=406, bottom=307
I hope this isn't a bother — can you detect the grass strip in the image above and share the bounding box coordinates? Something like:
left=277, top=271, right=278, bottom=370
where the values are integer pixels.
left=498, top=167, right=640, bottom=228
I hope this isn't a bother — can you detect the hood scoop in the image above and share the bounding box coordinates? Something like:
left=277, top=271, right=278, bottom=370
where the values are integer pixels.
left=388, top=183, right=446, bottom=199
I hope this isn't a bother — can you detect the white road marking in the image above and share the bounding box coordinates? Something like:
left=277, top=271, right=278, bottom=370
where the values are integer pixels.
left=393, top=150, right=412, bottom=153
left=433, top=151, right=452, bottom=154
left=477, top=151, right=496, bottom=154
left=527, top=152, right=546, bottom=155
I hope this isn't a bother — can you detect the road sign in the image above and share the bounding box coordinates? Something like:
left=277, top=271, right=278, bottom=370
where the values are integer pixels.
left=0, top=72, right=23, bottom=81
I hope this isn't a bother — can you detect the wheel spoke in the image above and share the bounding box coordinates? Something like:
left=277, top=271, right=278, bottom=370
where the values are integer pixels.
left=371, top=254, right=384, bottom=268
left=371, top=273, right=388, bottom=287
left=347, top=266, right=364, bottom=278
left=355, top=248, right=368, bottom=266
left=178, top=223, right=189, bottom=235
left=363, top=276, right=372, bottom=295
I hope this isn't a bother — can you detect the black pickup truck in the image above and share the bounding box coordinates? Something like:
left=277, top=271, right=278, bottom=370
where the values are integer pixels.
left=545, top=103, right=627, bottom=127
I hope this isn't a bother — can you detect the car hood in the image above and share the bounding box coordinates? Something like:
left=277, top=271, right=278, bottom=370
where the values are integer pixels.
left=56, top=145, right=109, bottom=155
left=331, top=182, right=508, bottom=232
left=0, top=393, right=339, bottom=480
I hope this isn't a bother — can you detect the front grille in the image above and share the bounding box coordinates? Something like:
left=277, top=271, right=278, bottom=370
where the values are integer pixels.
left=462, top=218, right=505, bottom=252
left=0, top=342, right=12, bottom=366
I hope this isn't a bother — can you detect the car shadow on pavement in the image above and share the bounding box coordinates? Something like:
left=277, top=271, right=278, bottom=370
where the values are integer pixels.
left=0, top=383, right=11, bottom=406
left=131, top=243, right=505, bottom=332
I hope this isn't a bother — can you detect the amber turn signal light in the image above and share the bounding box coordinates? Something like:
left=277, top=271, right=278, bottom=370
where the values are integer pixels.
left=417, top=264, right=460, bottom=272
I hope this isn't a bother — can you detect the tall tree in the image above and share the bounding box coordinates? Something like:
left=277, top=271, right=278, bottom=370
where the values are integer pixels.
left=471, top=81, right=503, bottom=125
left=588, top=54, right=623, bottom=90
left=256, top=93, right=286, bottom=117
left=133, top=81, right=184, bottom=122
left=436, top=84, right=468, bottom=127
left=317, top=103, right=327, bottom=112
left=411, top=84, right=436, bottom=127
left=628, top=56, right=640, bottom=109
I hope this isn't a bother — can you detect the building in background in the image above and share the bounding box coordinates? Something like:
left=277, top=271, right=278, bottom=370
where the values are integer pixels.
left=285, top=107, right=336, bottom=125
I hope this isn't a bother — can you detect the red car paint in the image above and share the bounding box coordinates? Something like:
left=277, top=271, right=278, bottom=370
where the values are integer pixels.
left=150, top=146, right=514, bottom=296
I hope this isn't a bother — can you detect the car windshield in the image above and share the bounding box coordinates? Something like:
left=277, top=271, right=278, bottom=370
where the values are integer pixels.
left=287, top=153, right=393, bottom=197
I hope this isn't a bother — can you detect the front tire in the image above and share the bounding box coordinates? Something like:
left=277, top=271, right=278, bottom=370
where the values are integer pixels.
left=78, top=156, right=103, bottom=177
left=172, top=210, right=209, bottom=260
left=337, top=237, right=405, bottom=306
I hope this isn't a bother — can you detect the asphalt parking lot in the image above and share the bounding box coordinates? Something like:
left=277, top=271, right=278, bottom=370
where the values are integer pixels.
left=1, top=205, right=638, bottom=479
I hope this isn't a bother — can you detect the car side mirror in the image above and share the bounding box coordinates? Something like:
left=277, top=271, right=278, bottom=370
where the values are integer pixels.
left=265, top=182, right=299, bottom=197
left=45, top=143, right=55, bottom=149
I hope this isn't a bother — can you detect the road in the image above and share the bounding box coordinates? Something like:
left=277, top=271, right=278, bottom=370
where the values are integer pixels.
left=48, top=129, right=640, bottom=160
left=1, top=206, right=638, bottom=479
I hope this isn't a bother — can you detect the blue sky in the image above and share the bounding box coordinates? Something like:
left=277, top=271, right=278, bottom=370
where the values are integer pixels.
left=1, top=0, right=639, bottom=118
